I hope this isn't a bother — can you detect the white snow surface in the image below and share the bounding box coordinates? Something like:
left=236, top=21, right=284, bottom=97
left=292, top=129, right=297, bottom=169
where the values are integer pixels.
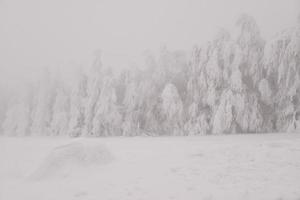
left=1, top=134, right=300, bottom=200
left=29, top=142, right=114, bottom=180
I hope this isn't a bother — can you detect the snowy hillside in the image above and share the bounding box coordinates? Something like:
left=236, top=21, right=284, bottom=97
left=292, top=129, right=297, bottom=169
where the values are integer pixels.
left=1, top=134, right=300, bottom=200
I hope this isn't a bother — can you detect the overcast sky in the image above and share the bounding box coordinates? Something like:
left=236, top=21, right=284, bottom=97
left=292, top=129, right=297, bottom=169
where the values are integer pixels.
left=0, top=0, right=299, bottom=89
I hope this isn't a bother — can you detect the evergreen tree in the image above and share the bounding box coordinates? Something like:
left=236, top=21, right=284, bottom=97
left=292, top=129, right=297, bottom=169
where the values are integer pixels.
left=92, top=77, right=122, bottom=136
left=161, top=83, right=183, bottom=135
left=68, top=69, right=88, bottom=137
left=30, top=69, right=56, bottom=136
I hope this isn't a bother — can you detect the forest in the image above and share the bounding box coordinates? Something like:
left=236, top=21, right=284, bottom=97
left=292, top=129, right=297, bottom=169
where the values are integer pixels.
left=1, top=14, right=300, bottom=136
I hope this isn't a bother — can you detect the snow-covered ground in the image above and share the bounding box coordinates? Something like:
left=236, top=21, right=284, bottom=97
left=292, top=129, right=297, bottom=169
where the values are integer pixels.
left=1, top=134, right=300, bottom=200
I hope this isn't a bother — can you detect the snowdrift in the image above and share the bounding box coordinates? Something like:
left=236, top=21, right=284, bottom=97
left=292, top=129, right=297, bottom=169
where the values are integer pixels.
left=29, top=141, right=114, bottom=180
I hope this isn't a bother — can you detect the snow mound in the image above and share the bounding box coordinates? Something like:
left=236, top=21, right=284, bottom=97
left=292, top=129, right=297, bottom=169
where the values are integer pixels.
left=29, top=141, right=114, bottom=180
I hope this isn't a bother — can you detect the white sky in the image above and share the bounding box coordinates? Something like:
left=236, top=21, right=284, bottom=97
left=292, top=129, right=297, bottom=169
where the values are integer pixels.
left=0, top=0, right=299, bottom=89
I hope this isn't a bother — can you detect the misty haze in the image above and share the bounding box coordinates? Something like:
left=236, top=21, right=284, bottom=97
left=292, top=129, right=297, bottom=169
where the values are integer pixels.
left=0, top=0, right=300, bottom=199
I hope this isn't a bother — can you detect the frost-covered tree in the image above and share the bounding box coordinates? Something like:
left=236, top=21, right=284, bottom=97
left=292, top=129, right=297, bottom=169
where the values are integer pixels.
left=122, top=80, right=140, bottom=136
left=2, top=104, right=19, bottom=136
left=84, top=51, right=103, bottom=136
left=185, top=47, right=212, bottom=135
left=138, top=79, right=161, bottom=136
left=263, top=17, right=300, bottom=131
left=0, top=89, right=11, bottom=135
left=51, top=87, right=70, bottom=136
left=161, top=83, right=183, bottom=135
left=68, top=69, right=88, bottom=137
left=184, top=103, right=211, bottom=135
left=235, top=14, right=264, bottom=86
left=212, top=90, right=234, bottom=134
left=206, top=48, right=223, bottom=89
left=30, top=69, right=56, bottom=136
left=236, top=93, right=263, bottom=133
left=92, top=77, right=122, bottom=136
left=2, top=84, right=34, bottom=136
left=258, top=78, right=272, bottom=104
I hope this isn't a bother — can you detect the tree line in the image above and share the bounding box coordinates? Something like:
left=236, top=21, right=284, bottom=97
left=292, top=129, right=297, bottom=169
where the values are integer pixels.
left=1, top=14, right=300, bottom=136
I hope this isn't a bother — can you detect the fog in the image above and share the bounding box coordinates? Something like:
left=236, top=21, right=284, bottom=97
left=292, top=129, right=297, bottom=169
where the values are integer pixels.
left=0, top=0, right=299, bottom=90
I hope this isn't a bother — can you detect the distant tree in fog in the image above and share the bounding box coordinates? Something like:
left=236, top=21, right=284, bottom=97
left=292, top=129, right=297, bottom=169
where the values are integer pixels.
left=161, top=83, right=183, bottom=135
left=68, top=68, right=88, bottom=137
left=92, top=76, right=122, bottom=136
left=30, top=70, right=56, bottom=136
left=84, top=52, right=103, bottom=136
left=51, top=87, right=70, bottom=136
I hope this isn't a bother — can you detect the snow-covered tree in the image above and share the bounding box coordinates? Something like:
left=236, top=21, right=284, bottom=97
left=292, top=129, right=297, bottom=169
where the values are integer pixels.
left=235, top=93, right=263, bottom=133
left=51, top=87, right=70, bottom=136
left=212, top=90, right=234, bottom=134
left=122, top=80, right=140, bottom=136
left=258, top=78, right=272, bottom=104
left=235, top=14, right=264, bottom=86
left=84, top=51, right=103, bottom=136
left=92, top=77, right=122, bottom=136
left=263, top=16, right=300, bottom=131
left=30, top=69, right=56, bottom=136
left=138, top=79, right=162, bottom=136
left=68, top=69, right=88, bottom=137
left=161, top=83, right=183, bottom=135
left=2, top=83, right=35, bottom=136
left=184, top=103, right=211, bottom=135
left=2, top=104, right=19, bottom=136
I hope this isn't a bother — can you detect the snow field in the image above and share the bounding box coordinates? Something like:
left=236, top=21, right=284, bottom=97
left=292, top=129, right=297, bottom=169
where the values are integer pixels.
left=0, top=134, right=300, bottom=200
